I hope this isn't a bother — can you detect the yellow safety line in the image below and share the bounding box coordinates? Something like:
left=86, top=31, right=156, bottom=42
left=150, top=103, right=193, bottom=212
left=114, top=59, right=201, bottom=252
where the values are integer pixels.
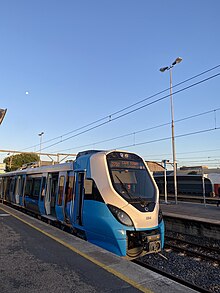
left=0, top=205, right=154, bottom=293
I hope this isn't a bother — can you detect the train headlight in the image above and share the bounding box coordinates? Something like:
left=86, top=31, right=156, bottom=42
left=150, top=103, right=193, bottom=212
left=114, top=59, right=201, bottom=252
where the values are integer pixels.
left=107, top=204, right=134, bottom=227
left=158, top=208, right=163, bottom=224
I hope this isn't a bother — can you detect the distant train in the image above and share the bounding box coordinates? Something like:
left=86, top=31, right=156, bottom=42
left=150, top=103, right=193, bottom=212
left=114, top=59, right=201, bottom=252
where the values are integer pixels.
left=0, top=150, right=164, bottom=258
left=154, top=174, right=218, bottom=197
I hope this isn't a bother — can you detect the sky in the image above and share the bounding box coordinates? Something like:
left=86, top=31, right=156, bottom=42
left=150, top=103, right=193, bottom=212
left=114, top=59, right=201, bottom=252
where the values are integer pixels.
left=0, top=0, right=220, bottom=168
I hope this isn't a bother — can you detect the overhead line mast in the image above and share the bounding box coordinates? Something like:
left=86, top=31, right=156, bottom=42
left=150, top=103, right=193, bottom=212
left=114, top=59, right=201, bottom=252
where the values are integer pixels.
left=0, top=149, right=77, bottom=163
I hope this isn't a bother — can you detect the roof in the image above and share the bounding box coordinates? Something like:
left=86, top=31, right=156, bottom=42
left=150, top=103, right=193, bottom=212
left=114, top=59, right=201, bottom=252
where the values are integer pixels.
left=146, top=161, right=164, bottom=172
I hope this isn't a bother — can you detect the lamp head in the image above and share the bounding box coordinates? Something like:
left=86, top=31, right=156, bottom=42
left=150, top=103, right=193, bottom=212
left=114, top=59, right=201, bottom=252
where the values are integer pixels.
left=160, top=66, right=169, bottom=72
left=172, top=57, right=183, bottom=66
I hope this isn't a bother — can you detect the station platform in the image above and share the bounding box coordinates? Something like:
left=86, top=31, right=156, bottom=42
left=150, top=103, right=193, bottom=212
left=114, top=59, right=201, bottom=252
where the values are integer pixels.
left=161, top=201, right=220, bottom=224
left=160, top=201, right=220, bottom=241
left=0, top=203, right=196, bottom=293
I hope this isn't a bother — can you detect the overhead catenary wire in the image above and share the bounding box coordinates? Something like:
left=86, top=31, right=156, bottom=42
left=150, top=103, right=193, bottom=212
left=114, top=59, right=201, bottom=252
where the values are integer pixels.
left=144, top=147, right=220, bottom=160
left=21, top=64, right=220, bottom=152
left=56, top=107, right=220, bottom=153
left=38, top=71, right=220, bottom=152
left=178, top=158, right=220, bottom=163
left=117, top=126, right=220, bottom=149
left=109, top=64, right=220, bottom=117
left=167, top=155, right=220, bottom=160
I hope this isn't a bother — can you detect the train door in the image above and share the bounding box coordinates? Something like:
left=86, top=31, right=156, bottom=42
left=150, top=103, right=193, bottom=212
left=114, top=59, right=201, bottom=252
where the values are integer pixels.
left=45, top=173, right=58, bottom=217
left=64, top=171, right=75, bottom=224
left=5, top=177, right=11, bottom=201
left=2, top=178, right=8, bottom=201
left=74, top=172, right=85, bottom=227
left=38, top=175, right=47, bottom=215
left=55, top=171, right=67, bottom=222
left=45, top=174, right=52, bottom=215
left=9, top=178, right=16, bottom=203
left=15, top=176, right=22, bottom=204
left=19, top=175, right=26, bottom=206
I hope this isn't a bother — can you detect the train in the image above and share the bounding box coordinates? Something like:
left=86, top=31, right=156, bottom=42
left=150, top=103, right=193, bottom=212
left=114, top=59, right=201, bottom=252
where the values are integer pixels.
left=154, top=174, right=218, bottom=197
left=0, top=149, right=164, bottom=258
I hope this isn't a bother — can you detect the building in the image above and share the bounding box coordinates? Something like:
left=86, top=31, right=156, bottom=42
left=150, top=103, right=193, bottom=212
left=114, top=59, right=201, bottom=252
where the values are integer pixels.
left=146, top=161, right=164, bottom=172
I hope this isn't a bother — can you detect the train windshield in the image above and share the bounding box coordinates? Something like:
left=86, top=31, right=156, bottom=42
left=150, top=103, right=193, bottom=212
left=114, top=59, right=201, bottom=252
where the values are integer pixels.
left=107, top=152, right=156, bottom=202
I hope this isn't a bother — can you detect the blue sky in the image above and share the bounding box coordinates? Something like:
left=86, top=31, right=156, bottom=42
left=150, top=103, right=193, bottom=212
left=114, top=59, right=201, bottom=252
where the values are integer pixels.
left=0, top=0, right=220, bottom=168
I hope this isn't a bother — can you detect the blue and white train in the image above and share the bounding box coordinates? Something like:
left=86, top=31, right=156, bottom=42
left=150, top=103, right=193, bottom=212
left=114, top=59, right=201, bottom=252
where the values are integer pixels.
left=0, top=150, right=164, bottom=258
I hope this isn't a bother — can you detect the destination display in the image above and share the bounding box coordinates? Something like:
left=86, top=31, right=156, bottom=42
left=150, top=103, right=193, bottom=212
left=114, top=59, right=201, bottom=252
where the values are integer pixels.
left=109, top=160, right=144, bottom=169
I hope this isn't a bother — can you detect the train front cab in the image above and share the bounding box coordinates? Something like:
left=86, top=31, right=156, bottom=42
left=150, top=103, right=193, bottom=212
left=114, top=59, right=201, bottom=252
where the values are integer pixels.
left=73, top=150, right=165, bottom=258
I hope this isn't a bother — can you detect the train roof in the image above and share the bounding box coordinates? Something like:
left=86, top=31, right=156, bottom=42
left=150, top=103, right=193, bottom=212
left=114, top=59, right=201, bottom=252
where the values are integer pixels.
left=0, top=162, right=74, bottom=177
left=76, top=149, right=142, bottom=158
left=76, top=150, right=103, bottom=158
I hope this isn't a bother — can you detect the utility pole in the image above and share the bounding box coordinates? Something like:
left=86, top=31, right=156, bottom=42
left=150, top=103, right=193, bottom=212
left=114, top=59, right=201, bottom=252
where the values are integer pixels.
left=160, top=57, right=183, bottom=204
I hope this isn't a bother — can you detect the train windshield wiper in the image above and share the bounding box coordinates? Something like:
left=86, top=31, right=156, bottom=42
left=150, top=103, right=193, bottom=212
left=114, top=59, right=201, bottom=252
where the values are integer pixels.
left=115, top=175, right=133, bottom=200
left=138, top=198, right=152, bottom=208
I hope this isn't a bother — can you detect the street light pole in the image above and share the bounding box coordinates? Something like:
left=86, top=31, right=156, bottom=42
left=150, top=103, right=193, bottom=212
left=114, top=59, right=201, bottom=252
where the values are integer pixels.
left=38, top=132, right=44, bottom=166
left=160, top=57, right=182, bottom=204
left=162, top=159, right=168, bottom=204
left=169, top=67, right=178, bottom=204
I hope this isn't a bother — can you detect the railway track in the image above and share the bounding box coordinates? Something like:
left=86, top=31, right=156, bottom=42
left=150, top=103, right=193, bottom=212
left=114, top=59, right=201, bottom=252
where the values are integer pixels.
left=133, top=233, right=220, bottom=293
left=133, top=258, right=210, bottom=293
left=165, top=235, right=220, bottom=265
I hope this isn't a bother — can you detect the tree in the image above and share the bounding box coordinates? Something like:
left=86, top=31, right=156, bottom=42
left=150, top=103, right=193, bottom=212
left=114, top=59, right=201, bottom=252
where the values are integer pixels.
left=3, top=153, right=40, bottom=172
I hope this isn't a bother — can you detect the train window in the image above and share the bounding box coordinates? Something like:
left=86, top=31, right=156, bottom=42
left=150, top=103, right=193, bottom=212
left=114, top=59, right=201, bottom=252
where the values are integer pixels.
left=57, top=176, right=65, bottom=206
left=21, top=177, right=26, bottom=196
left=8, top=178, right=15, bottom=201
left=3, top=178, right=7, bottom=198
left=5, top=178, right=11, bottom=200
left=107, top=154, right=155, bottom=202
left=10, top=179, right=15, bottom=193
left=51, top=177, right=58, bottom=208
left=33, top=178, right=41, bottom=199
left=15, top=176, right=22, bottom=195
left=40, top=177, right=46, bottom=201
left=66, top=176, right=74, bottom=203
left=84, top=178, right=104, bottom=202
left=84, top=179, right=93, bottom=194
left=24, top=178, right=33, bottom=197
